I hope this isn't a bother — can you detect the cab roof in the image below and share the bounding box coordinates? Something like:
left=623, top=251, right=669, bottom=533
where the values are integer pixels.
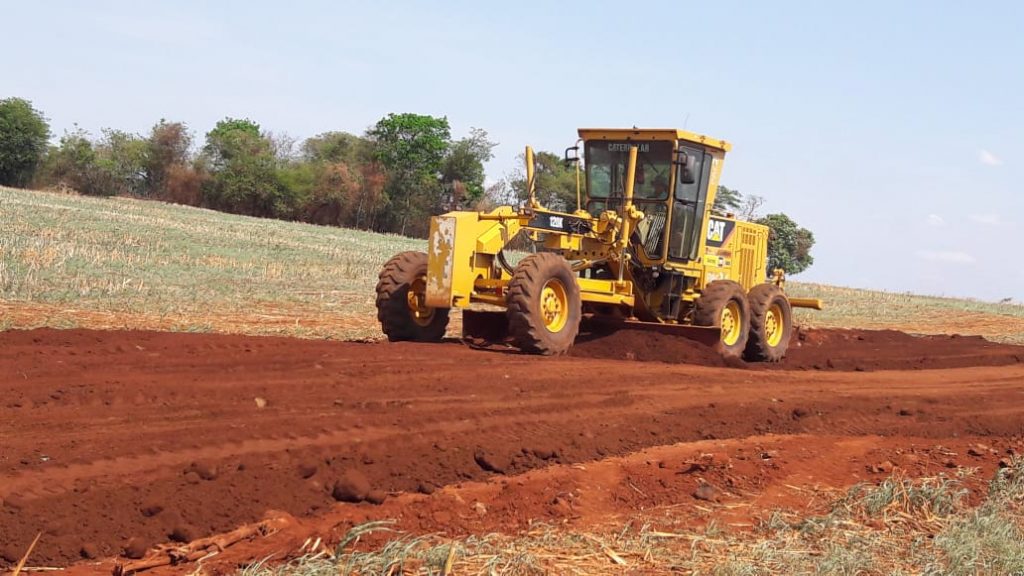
left=577, top=128, right=731, bottom=152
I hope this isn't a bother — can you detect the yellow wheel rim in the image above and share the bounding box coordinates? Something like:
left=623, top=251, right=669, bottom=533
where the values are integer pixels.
left=765, top=303, right=784, bottom=347
left=407, top=276, right=435, bottom=327
left=540, top=279, right=569, bottom=333
left=720, top=301, right=742, bottom=346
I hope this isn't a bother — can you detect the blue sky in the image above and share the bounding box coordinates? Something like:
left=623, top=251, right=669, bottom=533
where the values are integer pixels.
left=6, top=1, right=1022, bottom=301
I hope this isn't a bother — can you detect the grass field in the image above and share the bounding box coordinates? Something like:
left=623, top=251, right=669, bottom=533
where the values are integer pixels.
left=3, top=186, right=1021, bottom=343
left=1, top=186, right=422, bottom=339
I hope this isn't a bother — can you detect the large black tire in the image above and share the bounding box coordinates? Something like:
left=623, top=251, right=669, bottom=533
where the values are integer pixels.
left=376, top=251, right=449, bottom=342
left=506, top=253, right=582, bottom=355
left=744, top=283, right=793, bottom=362
left=693, top=280, right=751, bottom=359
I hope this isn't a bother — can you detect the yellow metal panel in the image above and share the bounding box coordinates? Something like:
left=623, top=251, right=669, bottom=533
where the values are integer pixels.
left=426, top=212, right=495, bottom=308
left=576, top=277, right=633, bottom=295
left=425, top=215, right=456, bottom=308
left=475, top=221, right=506, bottom=254
left=577, top=128, right=731, bottom=152
left=577, top=277, right=635, bottom=306
left=579, top=291, right=635, bottom=306
left=543, top=233, right=581, bottom=251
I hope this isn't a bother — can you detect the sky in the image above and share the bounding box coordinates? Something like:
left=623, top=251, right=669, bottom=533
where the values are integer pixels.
left=5, top=1, right=1023, bottom=301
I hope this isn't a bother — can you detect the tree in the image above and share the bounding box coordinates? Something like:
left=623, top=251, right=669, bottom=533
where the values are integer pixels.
left=738, top=194, right=765, bottom=221
left=302, top=131, right=370, bottom=165
left=755, top=213, right=815, bottom=275
left=201, top=118, right=284, bottom=217
left=298, top=131, right=384, bottom=228
left=509, top=150, right=580, bottom=211
left=94, top=129, right=148, bottom=196
left=441, top=128, right=496, bottom=208
left=366, top=113, right=451, bottom=235
left=203, top=118, right=262, bottom=168
left=301, top=161, right=362, bottom=226
left=145, top=120, right=193, bottom=196
left=0, top=97, right=50, bottom=187
left=713, top=185, right=742, bottom=214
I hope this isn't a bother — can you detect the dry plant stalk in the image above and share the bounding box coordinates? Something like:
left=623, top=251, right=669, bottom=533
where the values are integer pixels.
left=10, top=532, right=41, bottom=576
left=111, top=516, right=291, bottom=575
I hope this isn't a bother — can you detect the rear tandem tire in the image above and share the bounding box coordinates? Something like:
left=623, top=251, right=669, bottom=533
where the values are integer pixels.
left=744, top=283, right=793, bottom=362
left=693, top=280, right=751, bottom=359
left=506, top=253, right=582, bottom=355
left=375, top=251, right=450, bottom=342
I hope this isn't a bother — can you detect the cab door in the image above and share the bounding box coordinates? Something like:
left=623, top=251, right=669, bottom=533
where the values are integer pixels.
left=668, top=145, right=713, bottom=263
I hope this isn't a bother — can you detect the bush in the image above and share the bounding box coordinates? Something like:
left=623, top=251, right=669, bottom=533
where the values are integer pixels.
left=38, top=128, right=110, bottom=196
left=0, top=97, right=50, bottom=187
left=95, top=129, right=148, bottom=196
left=163, top=164, right=206, bottom=206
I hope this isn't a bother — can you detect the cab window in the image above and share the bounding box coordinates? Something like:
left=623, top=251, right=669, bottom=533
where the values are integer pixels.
left=668, top=146, right=712, bottom=261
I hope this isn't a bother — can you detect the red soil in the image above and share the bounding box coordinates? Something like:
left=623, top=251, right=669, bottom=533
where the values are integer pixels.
left=1, top=327, right=1023, bottom=572
left=570, top=323, right=1024, bottom=371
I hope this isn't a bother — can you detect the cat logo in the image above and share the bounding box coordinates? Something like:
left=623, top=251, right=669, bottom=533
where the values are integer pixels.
left=707, top=219, right=726, bottom=242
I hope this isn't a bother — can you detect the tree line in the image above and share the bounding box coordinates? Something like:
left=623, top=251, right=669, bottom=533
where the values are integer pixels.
left=0, top=96, right=813, bottom=273
left=0, top=98, right=497, bottom=237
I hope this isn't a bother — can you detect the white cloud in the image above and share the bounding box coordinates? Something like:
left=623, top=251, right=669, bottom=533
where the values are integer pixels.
left=926, top=214, right=945, bottom=227
left=917, top=250, right=976, bottom=264
left=978, top=149, right=1002, bottom=166
left=968, top=213, right=1002, bottom=225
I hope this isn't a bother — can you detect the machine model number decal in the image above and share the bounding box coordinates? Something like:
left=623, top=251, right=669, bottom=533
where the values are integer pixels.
left=527, top=212, right=592, bottom=234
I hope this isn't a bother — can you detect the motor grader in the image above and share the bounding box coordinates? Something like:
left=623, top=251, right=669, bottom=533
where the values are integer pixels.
left=375, top=128, right=821, bottom=361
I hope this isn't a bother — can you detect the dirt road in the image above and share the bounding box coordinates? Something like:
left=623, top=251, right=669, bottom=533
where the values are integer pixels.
left=1, top=327, right=1023, bottom=570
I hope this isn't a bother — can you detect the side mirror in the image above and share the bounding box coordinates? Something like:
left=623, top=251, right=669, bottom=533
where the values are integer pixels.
left=674, top=150, right=697, bottom=184
left=563, top=145, right=579, bottom=168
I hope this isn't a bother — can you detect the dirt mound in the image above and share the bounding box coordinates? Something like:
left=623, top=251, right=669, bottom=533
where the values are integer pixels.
left=779, top=328, right=1024, bottom=371
left=568, top=325, right=1024, bottom=371
left=570, top=323, right=730, bottom=367
left=3, top=327, right=1024, bottom=568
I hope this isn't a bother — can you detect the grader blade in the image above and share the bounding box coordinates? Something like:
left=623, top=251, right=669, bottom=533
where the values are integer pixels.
left=464, top=309, right=723, bottom=350
left=579, top=316, right=723, bottom=348
left=462, top=309, right=510, bottom=344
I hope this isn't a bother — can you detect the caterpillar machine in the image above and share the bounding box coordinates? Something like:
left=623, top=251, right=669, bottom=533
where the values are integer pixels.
left=375, top=128, right=822, bottom=361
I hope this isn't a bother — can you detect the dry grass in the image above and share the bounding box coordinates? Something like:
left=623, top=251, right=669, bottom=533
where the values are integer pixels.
left=788, top=283, right=1024, bottom=345
left=2, top=186, right=1022, bottom=342
left=240, top=460, right=1024, bottom=575
left=1, top=186, right=422, bottom=339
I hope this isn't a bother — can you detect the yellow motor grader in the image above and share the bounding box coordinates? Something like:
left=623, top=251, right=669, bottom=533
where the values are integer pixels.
left=375, top=128, right=821, bottom=361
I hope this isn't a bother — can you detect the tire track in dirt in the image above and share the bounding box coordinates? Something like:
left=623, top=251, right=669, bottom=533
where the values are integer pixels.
left=1, top=328, right=1023, bottom=566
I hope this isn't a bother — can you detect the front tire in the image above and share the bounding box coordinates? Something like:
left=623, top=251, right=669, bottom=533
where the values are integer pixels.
left=744, top=283, right=793, bottom=362
left=376, top=251, right=449, bottom=342
left=694, top=280, right=751, bottom=359
left=506, top=253, right=582, bottom=355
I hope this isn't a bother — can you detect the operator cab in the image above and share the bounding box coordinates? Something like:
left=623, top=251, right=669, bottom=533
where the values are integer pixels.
left=575, top=129, right=729, bottom=267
